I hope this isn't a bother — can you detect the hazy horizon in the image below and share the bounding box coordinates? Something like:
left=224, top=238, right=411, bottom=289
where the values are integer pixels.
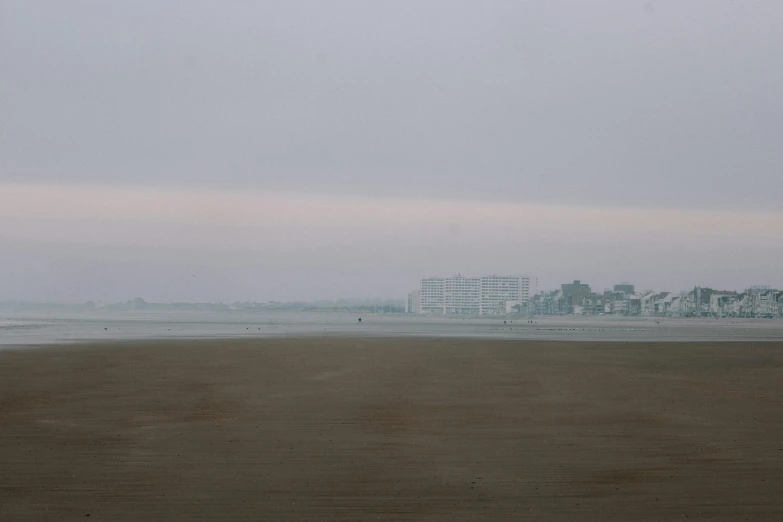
left=2, top=1, right=782, bottom=302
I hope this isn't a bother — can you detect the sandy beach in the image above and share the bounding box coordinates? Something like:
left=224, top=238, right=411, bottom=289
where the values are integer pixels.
left=2, top=337, right=783, bottom=520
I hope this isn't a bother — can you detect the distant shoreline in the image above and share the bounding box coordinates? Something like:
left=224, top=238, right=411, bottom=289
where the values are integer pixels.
left=2, top=313, right=783, bottom=347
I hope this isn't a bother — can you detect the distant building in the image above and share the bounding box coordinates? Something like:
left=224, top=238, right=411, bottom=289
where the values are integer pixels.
left=579, top=293, right=605, bottom=315
left=668, top=294, right=684, bottom=316
left=561, top=280, right=592, bottom=313
left=628, top=294, right=642, bottom=315
left=420, top=277, right=445, bottom=314
left=532, top=289, right=569, bottom=315
left=411, top=274, right=533, bottom=315
left=640, top=291, right=657, bottom=316
left=654, top=292, right=673, bottom=315
left=480, top=275, right=532, bottom=315
left=752, top=287, right=781, bottom=318
left=682, top=287, right=715, bottom=316
left=602, top=289, right=629, bottom=315
left=709, top=291, right=737, bottom=317
left=613, top=283, right=635, bottom=295
left=444, top=275, right=481, bottom=315
left=406, top=290, right=421, bottom=314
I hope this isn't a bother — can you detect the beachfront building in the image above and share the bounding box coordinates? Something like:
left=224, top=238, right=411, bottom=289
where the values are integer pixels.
left=420, top=277, right=445, bottom=314
left=603, top=292, right=630, bottom=315
left=406, top=290, right=421, bottom=314
left=667, top=294, right=684, bottom=316
left=444, top=275, right=481, bottom=315
left=709, top=291, right=738, bottom=317
left=751, top=287, right=782, bottom=318
left=561, top=280, right=592, bottom=311
left=637, top=291, right=672, bottom=316
left=640, top=291, right=657, bottom=316
left=412, top=274, right=533, bottom=315
left=532, top=289, right=569, bottom=315
left=655, top=292, right=674, bottom=315
left=479, top=275, right=531, bottom=315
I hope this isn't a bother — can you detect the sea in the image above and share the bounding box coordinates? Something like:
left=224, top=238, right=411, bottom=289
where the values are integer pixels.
left=2, top=310, right=783, bottom=347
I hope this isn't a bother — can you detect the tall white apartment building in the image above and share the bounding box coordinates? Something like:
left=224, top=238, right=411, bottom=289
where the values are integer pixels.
left=479, top=275, right=530, bottom=314
left=420, top=277, right=445, bottom=314
left=416, top=274, right=532, bottom=315
left=445, top=276, right=481, bottom=315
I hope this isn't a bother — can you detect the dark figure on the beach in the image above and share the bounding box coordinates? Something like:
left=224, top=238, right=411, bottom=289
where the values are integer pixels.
left=358, top=318, right=362, bottom=323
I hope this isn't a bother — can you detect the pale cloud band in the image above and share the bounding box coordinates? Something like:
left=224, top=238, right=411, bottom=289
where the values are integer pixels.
left=2, top=183, right=781, bottom=250
left=2, top=183, right=781, bottom=301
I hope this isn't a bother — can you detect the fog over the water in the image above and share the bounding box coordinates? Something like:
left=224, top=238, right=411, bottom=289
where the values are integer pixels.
left=1, top=1, right=782, bottom=302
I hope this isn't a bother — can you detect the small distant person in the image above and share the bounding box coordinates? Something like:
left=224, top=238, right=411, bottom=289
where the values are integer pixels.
left=358, top=318, right=362, bottom=323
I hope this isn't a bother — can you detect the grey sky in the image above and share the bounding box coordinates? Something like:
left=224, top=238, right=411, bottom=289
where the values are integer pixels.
left=1, top=1, right=782, bottom=301
left=4, top=0, right=782, bottom=207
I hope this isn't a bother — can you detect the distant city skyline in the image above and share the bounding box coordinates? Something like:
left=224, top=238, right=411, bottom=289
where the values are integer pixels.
left=406, top=276, right=782, bottom=318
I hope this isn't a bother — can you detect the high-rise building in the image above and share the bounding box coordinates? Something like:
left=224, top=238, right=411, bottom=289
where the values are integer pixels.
left=406, top=290, right=421, bottom=314
left=479, top=275, right=530, bottom=314
left=414, top=274, right=532, bottom=315
left=444, top=275, right=481, bottom=315
left=560, top=280, right=592, bottom=311
left=420, top=277, right=445, bottom=314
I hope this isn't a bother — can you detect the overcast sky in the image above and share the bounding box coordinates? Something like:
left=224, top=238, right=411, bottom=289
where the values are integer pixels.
left=1, top=0, right=782, bottom=302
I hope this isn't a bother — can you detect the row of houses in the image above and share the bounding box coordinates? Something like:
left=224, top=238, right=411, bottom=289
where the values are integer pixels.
left=531, top=282, right=783, bottom=318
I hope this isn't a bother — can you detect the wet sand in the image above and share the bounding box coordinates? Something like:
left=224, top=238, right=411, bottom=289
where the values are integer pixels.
left=2, top=337, right=783, bottom=520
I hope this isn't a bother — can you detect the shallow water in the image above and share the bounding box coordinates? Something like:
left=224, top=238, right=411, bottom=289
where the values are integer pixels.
left=2, top=310, right=783, bottom=346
